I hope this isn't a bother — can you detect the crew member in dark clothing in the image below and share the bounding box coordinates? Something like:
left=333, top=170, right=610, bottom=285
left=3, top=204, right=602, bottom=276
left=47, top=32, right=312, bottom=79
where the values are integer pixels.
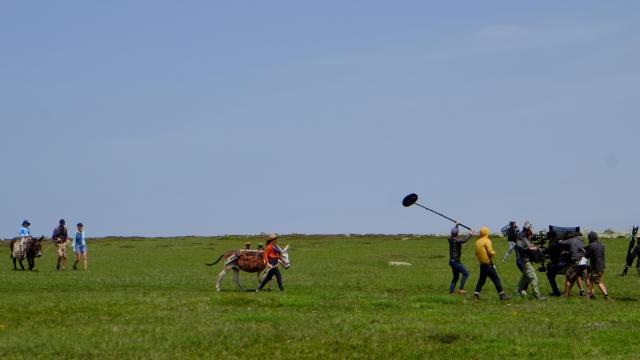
left=586, top=231, right=608, bottom=300
left=448, top=224, right=474, bottom=295
left=52, top=219, right=69, bottom=271
left=545, top=231, right=568, bottom=297
left=559, top=233, right=589, bottom=297
left=502, top=221, right=519, bottom=262
left=622, top=227, right=640, bottom=276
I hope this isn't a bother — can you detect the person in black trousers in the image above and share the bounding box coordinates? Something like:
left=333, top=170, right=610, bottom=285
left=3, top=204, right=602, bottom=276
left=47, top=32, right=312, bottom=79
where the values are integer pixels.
left=448, top=223, right=474, bottom=294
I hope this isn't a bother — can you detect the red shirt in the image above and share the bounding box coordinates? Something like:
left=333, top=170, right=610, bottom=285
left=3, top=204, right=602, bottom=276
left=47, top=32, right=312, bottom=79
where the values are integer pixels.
left=263, top=243, right=280, bottom=264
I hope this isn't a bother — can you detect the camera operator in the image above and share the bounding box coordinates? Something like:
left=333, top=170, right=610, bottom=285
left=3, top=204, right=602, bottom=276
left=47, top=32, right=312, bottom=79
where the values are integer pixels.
left=514, top=226, right=546, bottom=300
left=513, top=222, right=530, bottom=274
left=545, top=230, right=567, bottom=297
left=559, top=231, right=590, bottom=297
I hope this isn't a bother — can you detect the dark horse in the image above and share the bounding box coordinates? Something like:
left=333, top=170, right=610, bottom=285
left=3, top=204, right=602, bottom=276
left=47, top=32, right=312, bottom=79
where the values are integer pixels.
left=9, top=236, right=44, bottom=271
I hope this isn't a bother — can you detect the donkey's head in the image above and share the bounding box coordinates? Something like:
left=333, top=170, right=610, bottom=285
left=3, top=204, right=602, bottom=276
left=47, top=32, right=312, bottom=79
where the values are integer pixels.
left=31, top=236, right=44, bottom=257
left=279, top=244, right=290, bottom=270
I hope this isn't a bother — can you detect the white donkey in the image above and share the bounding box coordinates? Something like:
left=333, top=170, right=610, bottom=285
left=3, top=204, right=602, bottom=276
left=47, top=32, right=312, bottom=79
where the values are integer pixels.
left=206, top=245, right=290, bottom=291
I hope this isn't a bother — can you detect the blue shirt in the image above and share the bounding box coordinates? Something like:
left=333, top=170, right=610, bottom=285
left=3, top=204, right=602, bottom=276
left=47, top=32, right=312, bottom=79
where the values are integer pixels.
left=19, top=226, right=30, bottom=237
left=74, top=231, right=86, bottom=247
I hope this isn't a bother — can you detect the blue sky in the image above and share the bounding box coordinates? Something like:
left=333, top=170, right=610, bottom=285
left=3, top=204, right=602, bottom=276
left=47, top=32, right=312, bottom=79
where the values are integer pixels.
left=1, top=1, right=639, bottom=237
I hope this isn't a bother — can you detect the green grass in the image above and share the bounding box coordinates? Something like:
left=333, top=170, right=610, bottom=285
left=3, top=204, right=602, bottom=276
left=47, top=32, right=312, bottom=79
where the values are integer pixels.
left=2, top=234, right=640, bottom=359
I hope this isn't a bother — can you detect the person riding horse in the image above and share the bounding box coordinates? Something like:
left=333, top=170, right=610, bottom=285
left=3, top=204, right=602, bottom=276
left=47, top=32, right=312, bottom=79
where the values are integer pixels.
left=11, top=219, right=44, bottom=271
left=16, top=219, right=32, bottom=259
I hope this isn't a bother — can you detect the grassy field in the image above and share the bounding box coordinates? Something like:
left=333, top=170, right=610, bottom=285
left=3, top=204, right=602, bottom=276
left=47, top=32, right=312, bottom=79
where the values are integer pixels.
left=2, top=234, right=640, bottom=359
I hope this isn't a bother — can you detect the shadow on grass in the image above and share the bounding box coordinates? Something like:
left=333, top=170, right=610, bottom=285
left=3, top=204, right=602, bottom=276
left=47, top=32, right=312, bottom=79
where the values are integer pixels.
left=416, top=254, right=446, bottom=259
left=613, top=297, right=638, bottom=302
left=428, top=333, right=460, bottom=344
left=213, top=289, right=258, bottom=292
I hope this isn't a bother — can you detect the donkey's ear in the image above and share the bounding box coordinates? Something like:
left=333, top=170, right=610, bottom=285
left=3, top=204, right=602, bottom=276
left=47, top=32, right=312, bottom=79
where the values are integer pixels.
left=283, top=244, right=289, bottom=251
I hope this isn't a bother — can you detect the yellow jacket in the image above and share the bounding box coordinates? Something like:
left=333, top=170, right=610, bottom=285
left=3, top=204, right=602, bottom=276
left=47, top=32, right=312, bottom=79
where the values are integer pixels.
left=475, top=226, right=495, bottom=265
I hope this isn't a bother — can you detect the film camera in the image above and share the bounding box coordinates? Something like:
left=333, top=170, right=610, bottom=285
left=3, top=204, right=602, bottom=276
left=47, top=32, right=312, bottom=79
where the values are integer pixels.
left=529, top=230, right=550, bottom=271
left=508, top=225, right=580, bottom=272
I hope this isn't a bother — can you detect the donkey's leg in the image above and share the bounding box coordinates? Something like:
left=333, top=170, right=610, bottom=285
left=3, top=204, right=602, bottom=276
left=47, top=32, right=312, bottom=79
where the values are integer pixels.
left=12, top=258, right=17, bottom=271
left=18, top=259, right=25, bottom=271
left=232, top=268, right=242, bottom=290
left=259, top=268, right=274, bottom=290
left=216, top=267, right=228, bottom=292
left=28, top=257, right=35, bottom=271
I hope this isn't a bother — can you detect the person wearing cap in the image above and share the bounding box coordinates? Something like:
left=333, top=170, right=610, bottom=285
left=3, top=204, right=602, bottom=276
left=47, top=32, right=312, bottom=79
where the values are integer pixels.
left=585, top=231, right=608, bottom=300
left=502, top=221, right=519, bottom=262
left=448, top=223, right=474, bottom=295
left=52, top=219, right=69, bottom=271
left=473, top=226, right=510, bottom=301
left=73, top=223, right=88, bottom=271
left=19, top=220, right=31, bottom=238
left=17, top=220, right=32, bottom=259
left=256, top=233, right=284, bottom=292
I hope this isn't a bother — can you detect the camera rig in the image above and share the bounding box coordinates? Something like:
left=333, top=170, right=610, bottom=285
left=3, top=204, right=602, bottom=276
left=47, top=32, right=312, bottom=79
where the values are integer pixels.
left=520, top=225, right=581, bottom=272
left=529, top=230, right=550, bottom=271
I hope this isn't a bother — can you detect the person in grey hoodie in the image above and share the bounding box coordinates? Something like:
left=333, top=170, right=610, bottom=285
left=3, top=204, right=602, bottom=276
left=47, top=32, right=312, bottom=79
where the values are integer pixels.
left=559, top=232, right=590, bottom=297
left=586, top=231, right=608, bottom=300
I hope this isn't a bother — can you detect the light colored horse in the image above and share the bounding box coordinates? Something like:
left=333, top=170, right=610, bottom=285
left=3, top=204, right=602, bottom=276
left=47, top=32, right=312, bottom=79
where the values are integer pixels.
left=206, top=245, right=290, bottom=291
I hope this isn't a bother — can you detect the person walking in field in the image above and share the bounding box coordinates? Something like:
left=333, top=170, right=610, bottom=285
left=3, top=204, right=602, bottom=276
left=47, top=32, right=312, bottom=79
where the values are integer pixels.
left=585, top=231, right=608, bottom=300
left=514, top=226, right=546, bottom=300
left=256, top=233, right=284, bottom=292
left=73, top=222, right=88, bottom=271
left=545, top=230, right=568, bottom=297
left=559, top=231, right=590, bottom=297
left=474, top=226, right=510, bottom=301
left=52, top=219, right=69, bottom=271
left=513, top=221, right=532, bottom=273
left=448, top=223, right=474, bottom=295
left=502, top=221, right=519, bottom=262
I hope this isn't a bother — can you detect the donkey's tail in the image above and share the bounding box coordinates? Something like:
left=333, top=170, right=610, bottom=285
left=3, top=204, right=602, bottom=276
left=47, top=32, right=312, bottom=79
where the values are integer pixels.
left=205, top=254, right=225, bottom=266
